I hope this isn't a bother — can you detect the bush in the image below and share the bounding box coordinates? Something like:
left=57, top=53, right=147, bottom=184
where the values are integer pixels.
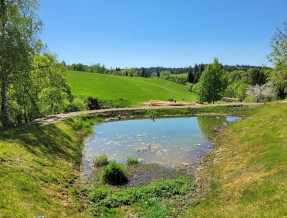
left=87, top=97, right=101, bottom=110
left=102, top=161, right=128, bottom=185
left=93, top=153, right=109, bottom=168
left=65, top=97, right=87, bottom=112
left=185, top=82, right=194, bottom=92
left=126, top=157, right=138, bottom=165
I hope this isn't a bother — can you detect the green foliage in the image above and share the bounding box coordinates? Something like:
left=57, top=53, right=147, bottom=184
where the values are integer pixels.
left=93, top=154, right=109, bottom=168
left=165, top=74, right=187, bottom=85
left=266, top=22, right=287, bottom=99
left=0, top=0, right=43, bottom=125
left=102, top=162, right=129, bottom=185
left=185, top=82, right=194, bottom=92
left=250, top=68, right=266, bottom=85
left=187, top=67, right=194, bottom=83
left=197, top=58, right=226, bottom=103
left=160, top=70, right=171, bottom=78
left=90, top=177, right=194, bottom=216
left=67, top=70, right=198, bottom=107
left=224, top=82, right=249, bottom=100
left=127, top=157, right=139, bottom=165
left=93, top=63, right=108, bottom=74
left=64, top=97, right=87, bottom=112
left=9, top=53, right=73, bottom=124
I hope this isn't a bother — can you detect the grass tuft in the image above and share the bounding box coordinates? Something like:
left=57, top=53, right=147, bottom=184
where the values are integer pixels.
left=93, top=153, right=109, bottom=168
left=126, top=157, right=139, bottom=165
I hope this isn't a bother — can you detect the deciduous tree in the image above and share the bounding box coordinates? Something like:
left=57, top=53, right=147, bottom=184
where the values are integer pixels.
left=0, top=0, right=42, bottom=125
left=197, top=58, right=225, bottom=103
left=266, top=22, right=287, bottom=99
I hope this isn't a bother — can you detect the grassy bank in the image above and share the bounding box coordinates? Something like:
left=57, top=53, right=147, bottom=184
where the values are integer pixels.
left=0, top=105, right=261, bottom=216
left=188, top=103, right=287, bottom=216
left=0, top=115, right=102, bottom=217
left=67, top=70, right=197, bottom=107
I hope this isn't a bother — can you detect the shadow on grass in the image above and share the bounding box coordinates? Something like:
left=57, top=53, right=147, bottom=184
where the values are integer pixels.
left=0, top=123, right=79, bottom=164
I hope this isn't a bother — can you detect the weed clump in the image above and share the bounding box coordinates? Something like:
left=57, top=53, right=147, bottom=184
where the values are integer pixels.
left=102, top=161, right=128, bottom=185
left=126, top=157, right=138, bottom=165
left=93, top=153, right=109, bottom=168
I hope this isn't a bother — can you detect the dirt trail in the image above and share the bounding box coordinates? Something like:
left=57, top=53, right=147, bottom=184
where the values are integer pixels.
left=25, top=102, right=265, bottom=126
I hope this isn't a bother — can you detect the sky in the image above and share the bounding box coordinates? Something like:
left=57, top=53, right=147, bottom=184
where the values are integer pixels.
left=38, top=0, right=287, bottom=68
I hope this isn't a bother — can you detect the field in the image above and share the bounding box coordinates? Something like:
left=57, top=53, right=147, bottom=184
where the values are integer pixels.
left=67, top=70, right=196, bottom=107
left=187, top=103, right=287, bottom=216
left=169, top=73, right=188, bottom=78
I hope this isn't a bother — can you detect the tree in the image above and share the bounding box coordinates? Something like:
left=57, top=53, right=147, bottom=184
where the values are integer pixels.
left=197, top=58, right=226, bottom=103
left=245, top=82, right=276, bottom=102
left=140, top=68, right=148, bottom=77
left=187, top=67, right=194, bottom=83
left=250, top=68, right=266, bottom=85
left=266, top=22, right=287, bottom=99
left=0, top=0, right=42, bottom=126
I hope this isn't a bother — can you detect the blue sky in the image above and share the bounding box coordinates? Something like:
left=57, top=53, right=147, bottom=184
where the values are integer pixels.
left=38, top=0, right=287, bottom=68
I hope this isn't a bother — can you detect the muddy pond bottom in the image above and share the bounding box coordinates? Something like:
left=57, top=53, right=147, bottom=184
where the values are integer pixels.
left=81, top=116, right=241, bottom=182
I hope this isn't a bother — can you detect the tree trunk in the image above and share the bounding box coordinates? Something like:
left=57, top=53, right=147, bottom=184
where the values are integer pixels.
left=1, top=68, right=9, bottom=126
left=278, top=87, right=286, bottom=99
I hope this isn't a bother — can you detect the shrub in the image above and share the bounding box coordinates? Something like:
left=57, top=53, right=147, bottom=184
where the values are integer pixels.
left=185, top=82, right=194, bottom=92
left=87, top=97, right=101, bottom=110
left=65, top=97, right=87, bottom=112
left=93, top=154, right=109, bottom=168
left=245, top=82, right=276, bottom=102
left=126, top=157, right=138, bottom=165
left=102, top=161, right=128, bottom=185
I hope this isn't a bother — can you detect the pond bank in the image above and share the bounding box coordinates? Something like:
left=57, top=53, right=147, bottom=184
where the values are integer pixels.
left=186, top=103, right=287, bottom=217
left=26, top=102, right=263, bottom=126
left=0, top=105, right=258, bottom=216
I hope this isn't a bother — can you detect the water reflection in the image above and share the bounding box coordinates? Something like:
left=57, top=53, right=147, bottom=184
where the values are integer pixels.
left=81, top=116, right=241, bottom=179
left=197, top=116, right=234, bottom=139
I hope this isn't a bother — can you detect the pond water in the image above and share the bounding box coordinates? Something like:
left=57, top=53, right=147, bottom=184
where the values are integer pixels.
left=81, top=116, right=241, bottom=180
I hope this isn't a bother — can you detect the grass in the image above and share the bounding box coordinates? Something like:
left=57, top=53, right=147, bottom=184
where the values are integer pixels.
left=169, top=73, right=188, bottom=78
left=93, top=153, right=109, bottom=168
left=67, top=70, right=197, bottom=107
left=1, top=102, right=279, bottom=216
left=126, top=157, right=139, bottom=165
left=0, top=115, right=102, bottom=217
left=102, top=161, right=129, bottom=185
left=89, top=176, right=194, bottom=217
left=187, top=103, right=287, bottom=216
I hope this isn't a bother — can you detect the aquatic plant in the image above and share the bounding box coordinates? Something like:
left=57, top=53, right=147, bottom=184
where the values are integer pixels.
left=93, top=153, right=109, bottom=168
left=127, top=157, right=139, bottom=165
left=102, top=161, right=128, bottom=185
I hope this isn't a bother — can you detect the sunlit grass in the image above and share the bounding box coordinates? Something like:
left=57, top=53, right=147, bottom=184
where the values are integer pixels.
left=67, top=70, right=197, bottom=107
left=188, top=103, right=287, bottom=216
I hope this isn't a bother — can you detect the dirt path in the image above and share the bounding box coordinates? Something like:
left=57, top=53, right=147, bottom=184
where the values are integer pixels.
left=25, top=102, right=265, bottom=126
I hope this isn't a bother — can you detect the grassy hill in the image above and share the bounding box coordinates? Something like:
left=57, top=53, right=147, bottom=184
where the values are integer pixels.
left=67, top=70, right=197, bottom=107
left=188, top=103, right=287, bottom=216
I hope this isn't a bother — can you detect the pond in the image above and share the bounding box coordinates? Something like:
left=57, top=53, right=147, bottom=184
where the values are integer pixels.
left=81, top=116, right=241, bottom=181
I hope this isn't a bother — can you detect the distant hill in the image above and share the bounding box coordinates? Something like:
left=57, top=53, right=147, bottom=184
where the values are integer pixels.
left=67, top=70, right=197, bottom=107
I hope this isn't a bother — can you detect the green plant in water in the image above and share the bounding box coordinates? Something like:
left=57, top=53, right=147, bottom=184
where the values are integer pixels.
left=102, top=161, right=128, bottom=185
left=127, top=157, right=139, bottom=165
left=93, top=153, right=109, bottom=168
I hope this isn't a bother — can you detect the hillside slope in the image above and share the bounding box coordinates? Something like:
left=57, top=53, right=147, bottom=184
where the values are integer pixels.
left=188, top=103, right=287, bottom=216
left=67, top=70, right=197, bottom=107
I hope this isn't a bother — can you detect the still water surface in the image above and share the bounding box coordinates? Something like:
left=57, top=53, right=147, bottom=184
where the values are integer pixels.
left=81, top=116, right=241, bottom=179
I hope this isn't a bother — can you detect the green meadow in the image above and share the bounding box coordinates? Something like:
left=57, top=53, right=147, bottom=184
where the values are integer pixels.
left=67, top=70, right=197, bottom=107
